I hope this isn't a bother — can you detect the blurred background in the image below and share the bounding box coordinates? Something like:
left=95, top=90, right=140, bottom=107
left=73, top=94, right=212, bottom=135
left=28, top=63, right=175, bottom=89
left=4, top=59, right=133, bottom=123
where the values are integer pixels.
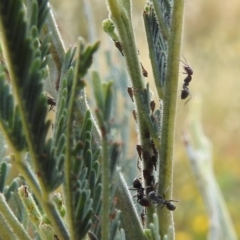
left=49, top=0, right=240, bottom=239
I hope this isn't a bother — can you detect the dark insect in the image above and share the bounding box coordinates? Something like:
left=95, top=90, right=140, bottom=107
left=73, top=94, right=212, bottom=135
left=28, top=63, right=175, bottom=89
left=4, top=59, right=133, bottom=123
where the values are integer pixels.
left=137, top=158, right=141, bottom=171
left=143, top=169, right=151, bottom=181
left=47, top=96, right=56, bottom=112
left=136, top=145, right=142, bottom=160
left=150, top=100, right=155, bottom=114
left=180, top=59, right=193, bottom=78
left=151, top=155, right=157, bottom=171
left=148, top=191, right=179, bottom=211
left=151, top=140, right=158, bottom=159
left=180, top=58, right=193, bottom=100
left=127, top=87, right=134, bottom=102
left=132, top=178, right=142, bottom=189
left=132, top=110, right=137, bottom=122
left=181, top=87, right=190, bottom=100
left=129, top=178, right=151, bottom=207
left=140, top=63, right=148, bottom=77
left=114, top=40, right=124, bottom=56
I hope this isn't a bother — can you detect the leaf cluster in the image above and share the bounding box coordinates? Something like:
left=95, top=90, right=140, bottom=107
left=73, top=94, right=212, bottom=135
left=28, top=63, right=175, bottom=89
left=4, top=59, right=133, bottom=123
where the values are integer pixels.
left=0, top=1, right=105, bottom=240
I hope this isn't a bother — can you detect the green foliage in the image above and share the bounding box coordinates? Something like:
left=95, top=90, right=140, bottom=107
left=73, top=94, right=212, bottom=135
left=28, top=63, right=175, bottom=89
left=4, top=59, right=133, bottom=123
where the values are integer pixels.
left=0, top=72, right=25, bottom=151
left=0, top=0, right=102, bottom=239
left=0, top=0, right=181, bottom=238
left=0, top=0, right=236, bottom=240
left=0, top=0, right=125, bottom=238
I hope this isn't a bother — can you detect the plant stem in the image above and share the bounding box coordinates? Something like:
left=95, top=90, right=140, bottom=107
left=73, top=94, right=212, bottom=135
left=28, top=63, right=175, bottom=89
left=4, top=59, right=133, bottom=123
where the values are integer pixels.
left=157, top=0, right=184, bottom=238
left=101, top=137, right=110, bottom=240
left=64, top=42, right=82, bottom=240
left=105, top=0, right=159, bottom=225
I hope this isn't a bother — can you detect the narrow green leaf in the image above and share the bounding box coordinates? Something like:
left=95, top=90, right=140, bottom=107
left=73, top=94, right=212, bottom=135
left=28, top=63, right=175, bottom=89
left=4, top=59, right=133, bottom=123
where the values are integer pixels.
left=85, top=150, right=93, bottom=177
left=84, top=140, right=91, bottom=160
left=0, top=162, right=9, bottom=192
left=78, top=210, right=93, bottom=239
left=92, top=71, right=104, bottom=111
left=37, top=0, right=49, bottom=31
left=109, top=210, right=121, bottom=240
left=79, top=168, right=88, bottom=183
left=104, top=82, right=113, bottom=122
left=81, top=179, right=88, bottom=190
left=85, top=131, right=92, bottom=142
left=89, top=169, right=96, bottom=197
left=80, top=110, right=91, bottom=139
left=92, top=184, right=102, bottom=214
left=56, top=134, right=66, bottom=156
left=149, top=217, right=160, bottom=240
left=75, top=190, right=87, bottom=221
left=93, top=147, right=101, bottom=162
left=92, top=161, right=99, bottom=178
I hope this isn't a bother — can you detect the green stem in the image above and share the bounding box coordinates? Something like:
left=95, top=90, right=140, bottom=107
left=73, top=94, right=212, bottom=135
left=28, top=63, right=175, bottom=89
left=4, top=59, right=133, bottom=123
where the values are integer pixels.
left=157, top=0, right=184, bottom=238
left=105, top=0, right=159, bottom=226
left=64, top=39, right=85, bottom=240
left=64, top=80, right=77, bottom=238
left=106, top=0, right=159, bottom=144
left=101, top=137, right=110, bottom=240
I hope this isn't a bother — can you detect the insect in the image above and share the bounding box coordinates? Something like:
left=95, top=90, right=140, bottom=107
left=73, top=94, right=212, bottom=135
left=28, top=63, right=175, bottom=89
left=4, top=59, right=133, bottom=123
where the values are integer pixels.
left=127, top=87, right=134, bottom=102
left=114, top=40, right=124, bottom=56
left=151, top=155, right=157, bottom=171
left=151, top=140, right=158, bottom=159
left=129, top=178, right=151, bottom=207
left=132, top=110, right=137, bottom=122
left=179, top=58, right=193, bottom=100
left=136, top=145, right=142, bottom=160
left=150, top=100, right=155, bottom=115
left=47, top=96, right=56, bottom=112
left=181, top=86, right=190, bottom=100
left=148, top=191, right=179, bottom=211
left=140, top=63, right=148, bottom=77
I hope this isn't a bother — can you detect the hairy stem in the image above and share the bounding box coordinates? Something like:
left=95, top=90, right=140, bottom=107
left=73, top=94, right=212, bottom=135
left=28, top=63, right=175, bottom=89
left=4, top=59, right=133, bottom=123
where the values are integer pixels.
left=157, top=0, right=184, bottom=238
left=101, top=137, right=110, bottom=239
left=105, top=0, right=158, bottom=225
